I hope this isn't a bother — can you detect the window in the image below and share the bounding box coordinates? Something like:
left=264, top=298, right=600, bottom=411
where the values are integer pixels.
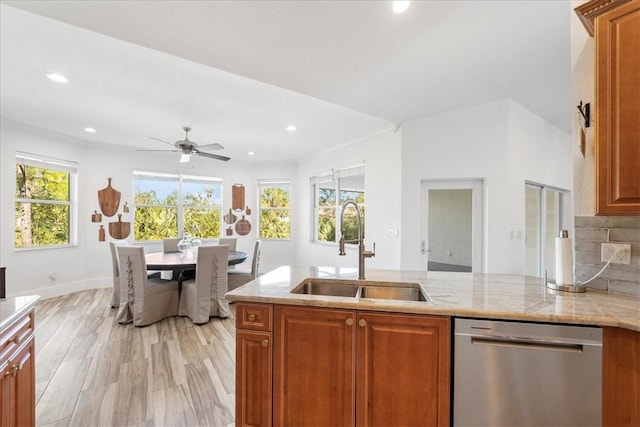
left=15, top=152, right=77, bottom=248
left=133, top=172, right=222, bottom=241
left=258, top=180, right=290, bottom=239
left=525, top=183, right=567, bottom=279
left=312, top=165, right=365, bottom=244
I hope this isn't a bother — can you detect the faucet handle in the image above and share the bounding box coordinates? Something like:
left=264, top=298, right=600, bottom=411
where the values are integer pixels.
left=363, top=242, right=376, bottom=258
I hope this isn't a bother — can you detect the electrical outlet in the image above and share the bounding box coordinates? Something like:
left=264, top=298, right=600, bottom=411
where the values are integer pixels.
left=601, top=243, right=631, bottom=265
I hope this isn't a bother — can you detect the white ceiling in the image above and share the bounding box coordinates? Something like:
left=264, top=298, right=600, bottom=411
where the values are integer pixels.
left=0, top=1, right=572, bottom=164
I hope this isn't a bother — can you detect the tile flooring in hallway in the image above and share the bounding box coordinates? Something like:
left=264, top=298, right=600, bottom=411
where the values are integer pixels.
left=34, top=288, right=236, bottom=427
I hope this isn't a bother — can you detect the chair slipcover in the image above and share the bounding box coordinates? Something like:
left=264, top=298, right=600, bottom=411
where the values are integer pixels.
left=163, top=238, right=180, bottom=253
left=178, top=245, right=230, bottom=324
left=161, top=237, right=181, bottom=279
left=109, top=240, right=129, bottom=308
left=116, top=246, right=180, bottom=326
left=228, top=240, right=261, bottom=291
left=218, top=237, right=237, bottom=251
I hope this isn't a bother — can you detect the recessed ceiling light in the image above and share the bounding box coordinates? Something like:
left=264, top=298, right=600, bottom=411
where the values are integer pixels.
left=392, top=1, right=410, bottom=14
left=248, top=151, right=255, bottom=156
left=286, top=125, right=297, bottom=132
left=46, top=73, right=68, bottom=83
left=84, top=127, right=96, bottom=133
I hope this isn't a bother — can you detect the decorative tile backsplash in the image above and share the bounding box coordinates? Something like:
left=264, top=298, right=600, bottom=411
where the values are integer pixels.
left=574, top=216, right=640, bottom=296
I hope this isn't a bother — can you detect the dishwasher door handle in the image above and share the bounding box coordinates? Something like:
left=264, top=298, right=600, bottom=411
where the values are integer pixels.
left=470, top=336, right=584, bottom=353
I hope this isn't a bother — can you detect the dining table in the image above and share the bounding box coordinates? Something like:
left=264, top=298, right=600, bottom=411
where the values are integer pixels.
left=145, top=249, right=248, bottom=271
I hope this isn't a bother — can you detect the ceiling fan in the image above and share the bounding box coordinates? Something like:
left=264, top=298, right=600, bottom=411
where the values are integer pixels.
left=143, top=126, right=230, bottom=163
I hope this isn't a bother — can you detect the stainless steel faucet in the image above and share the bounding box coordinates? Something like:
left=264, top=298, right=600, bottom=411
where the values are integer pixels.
left=338, top=200, right=375, bottom=279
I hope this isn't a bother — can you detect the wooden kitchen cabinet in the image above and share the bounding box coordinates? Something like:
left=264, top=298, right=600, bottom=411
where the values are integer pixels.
left=356, top=311, right=450, bottom=427
left=273, top=306, right=356, bottom=426
left=236, top=303, right=273, bottom=427
left=0, top=308, right=35, bottom=427
left=602, top=327, right=640, bottom=426
left=576, top=0, right=640, bottom=215
left=272, top=305, right=450, bottom=426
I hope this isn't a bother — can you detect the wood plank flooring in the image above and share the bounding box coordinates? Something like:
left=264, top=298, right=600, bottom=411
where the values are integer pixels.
left=33, top=288, right=236, bottom=427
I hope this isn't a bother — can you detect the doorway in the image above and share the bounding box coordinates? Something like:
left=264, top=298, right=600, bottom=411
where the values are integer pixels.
left=525, top=183, right=567, bottom=279
left=420, top=180, right=484, bottom=272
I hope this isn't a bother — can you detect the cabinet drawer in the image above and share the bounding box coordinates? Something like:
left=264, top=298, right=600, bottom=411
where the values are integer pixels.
left=237, top=303, right=272, bottom=332
left=0, top=310, right=34, bottom=364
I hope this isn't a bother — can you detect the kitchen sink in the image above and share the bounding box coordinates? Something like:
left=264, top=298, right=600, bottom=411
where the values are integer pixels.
left=360, top=285, right=430, bottom=302
left=290, top=278, right=431, bottom=302
left=291, top=279, right=361, bottom=297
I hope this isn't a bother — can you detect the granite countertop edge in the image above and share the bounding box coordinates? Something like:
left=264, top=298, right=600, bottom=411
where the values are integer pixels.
left=226, top=266, right=640, bottom=333
left=0, top=295, right=40, bottom=333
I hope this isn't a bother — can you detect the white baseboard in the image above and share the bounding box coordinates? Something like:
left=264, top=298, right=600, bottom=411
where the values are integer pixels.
left=12, top=277, right=111, bottom=300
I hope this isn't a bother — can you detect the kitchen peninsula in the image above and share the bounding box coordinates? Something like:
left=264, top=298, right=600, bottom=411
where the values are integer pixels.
left=227, top=266, right=640, bottom=426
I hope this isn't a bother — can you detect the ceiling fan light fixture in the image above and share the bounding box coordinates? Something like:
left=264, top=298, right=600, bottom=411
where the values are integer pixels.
left=180, top=153, right=192, bottom=163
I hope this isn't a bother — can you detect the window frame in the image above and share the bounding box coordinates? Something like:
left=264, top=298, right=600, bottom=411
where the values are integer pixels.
left=132, top=171, right=223, bottom=242
left=311, top=164, right=365, bottom=245
left=257, top=179, right=291, bottom=240
left=14, top=152, right=78, bottom=250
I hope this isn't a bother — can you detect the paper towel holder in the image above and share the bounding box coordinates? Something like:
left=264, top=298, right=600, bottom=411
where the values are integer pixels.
left=545, top=271, right=586, bottom=293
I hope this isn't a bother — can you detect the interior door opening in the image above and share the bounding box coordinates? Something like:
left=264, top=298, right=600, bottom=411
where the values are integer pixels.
left=420, top=180, right=484, bottom=273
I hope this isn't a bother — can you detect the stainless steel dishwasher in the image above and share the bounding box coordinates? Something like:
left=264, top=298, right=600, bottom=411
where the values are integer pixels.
left=453, top=318, right=602, bottom=426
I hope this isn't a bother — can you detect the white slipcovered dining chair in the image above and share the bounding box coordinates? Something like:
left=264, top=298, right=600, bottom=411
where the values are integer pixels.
left=218, top=237, right=237, bottom=251
left=116, top=246, right=180, bottom=326
left=161, top=237, right=181, bottom=280
left=163, top=238, right=180, bottom=253
left=109, top=240, right=129, bottom=308
left=219, top=237, right=238, bottom=269
left=109, top=240, right=161, bottom=308
left=178, top=245, right=230, bottom=324
left=228, top=240, right=261, bottom=291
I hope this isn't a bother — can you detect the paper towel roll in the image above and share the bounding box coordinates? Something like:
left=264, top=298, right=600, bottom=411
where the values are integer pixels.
left=555, top=233, right=574, bottom=285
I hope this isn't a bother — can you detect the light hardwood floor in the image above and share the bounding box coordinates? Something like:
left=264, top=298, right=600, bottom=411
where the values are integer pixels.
left=34, top=288, right=236, bottom=427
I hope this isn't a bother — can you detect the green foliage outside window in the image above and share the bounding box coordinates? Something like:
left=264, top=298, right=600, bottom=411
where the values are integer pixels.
left=316, top=185, right=364, bottom=244
left=133, top=174, right=222, bottom=241
left=259, top=185, right=290, bottom=239
left=15, top=164, right=71, bottom=248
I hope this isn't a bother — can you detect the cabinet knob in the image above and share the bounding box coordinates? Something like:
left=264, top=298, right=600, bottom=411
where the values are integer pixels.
left=248, top=314, right=256, bottom=322
left=261, top=339, right=268, bottom=347
left=345, top=318, right=353, bottom=326
left=359, top=319, right=367, bottom=328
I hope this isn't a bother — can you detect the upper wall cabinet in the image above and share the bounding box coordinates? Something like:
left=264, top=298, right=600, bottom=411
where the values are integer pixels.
left=576, top=0, right=640, bottom=215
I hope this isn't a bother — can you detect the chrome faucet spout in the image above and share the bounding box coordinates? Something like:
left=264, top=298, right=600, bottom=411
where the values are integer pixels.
left=338, top=200, right=375, bottom=279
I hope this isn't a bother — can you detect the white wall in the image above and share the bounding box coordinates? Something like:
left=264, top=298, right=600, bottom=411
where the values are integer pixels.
left=294, top=129, right=402, bottom=271
left=0, top=119, right=294, bottom=297
left=400, top=99, right=571, bottom=274
left=571, top=0, right=595, bottom=216
left=1, top=97, right=572, bottom=297
left=506, top=100, right=574, bottom=273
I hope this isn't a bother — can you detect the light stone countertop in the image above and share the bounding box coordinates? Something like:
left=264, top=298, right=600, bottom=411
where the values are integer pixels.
left=226, top=266, right=640, bottom=332
left=0, top=295, right=40, bottom=332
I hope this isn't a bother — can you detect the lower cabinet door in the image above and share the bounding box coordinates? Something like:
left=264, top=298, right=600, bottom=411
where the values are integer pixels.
left=274, top=306, right=356, bottom=427
left=1, top=336, right=35, bottom=427
left=356, top=312, right=450, bottom=427
left=236, top=330, right=272, bottom=427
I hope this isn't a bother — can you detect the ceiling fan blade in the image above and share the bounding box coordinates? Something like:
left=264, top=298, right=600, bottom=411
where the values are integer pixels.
left=198, top=142, right=224, bottom=151
left=196, top=151, right=230, bottom=161
left=136, top=149, right=179, bottom=152
left=149, top=136, right=176, bottom=147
